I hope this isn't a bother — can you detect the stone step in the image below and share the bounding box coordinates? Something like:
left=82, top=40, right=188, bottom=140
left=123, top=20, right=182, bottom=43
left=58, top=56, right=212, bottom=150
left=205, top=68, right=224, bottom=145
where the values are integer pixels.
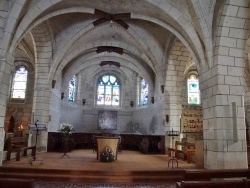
left=0, top=167, right=184, bottom=183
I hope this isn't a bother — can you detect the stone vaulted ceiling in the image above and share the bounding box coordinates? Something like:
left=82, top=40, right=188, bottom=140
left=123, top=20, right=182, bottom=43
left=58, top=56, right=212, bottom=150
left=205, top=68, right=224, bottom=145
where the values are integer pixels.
left=9, top=0, right=216, bottom=85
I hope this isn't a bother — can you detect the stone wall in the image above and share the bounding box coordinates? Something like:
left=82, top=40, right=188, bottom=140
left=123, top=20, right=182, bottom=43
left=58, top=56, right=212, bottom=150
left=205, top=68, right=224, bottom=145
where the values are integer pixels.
left=52, top=100, right=165, bottom=136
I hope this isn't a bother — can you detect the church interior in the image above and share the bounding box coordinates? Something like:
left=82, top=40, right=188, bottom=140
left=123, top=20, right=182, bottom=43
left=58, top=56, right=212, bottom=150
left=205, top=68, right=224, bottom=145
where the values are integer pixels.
left=0, top=0, right=250, bottom=187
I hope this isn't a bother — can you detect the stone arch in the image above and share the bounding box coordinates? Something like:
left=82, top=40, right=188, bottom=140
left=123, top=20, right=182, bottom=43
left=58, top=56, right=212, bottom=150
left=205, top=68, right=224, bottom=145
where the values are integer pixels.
left=62, top=52, right=153, bottom=88
left=1, top=1, right=26, bottom=54
left=50, top=21, right=158, bottom=84
left=7, top=1, right=207, bottom=86
left=4, top=59, right=34, bottom=132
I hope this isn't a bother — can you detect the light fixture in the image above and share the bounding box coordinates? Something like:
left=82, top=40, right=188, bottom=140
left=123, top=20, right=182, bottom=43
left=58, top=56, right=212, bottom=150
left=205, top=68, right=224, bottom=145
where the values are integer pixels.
left=151, top=97, right=154, bottom=104
left=166, top=115, right=169, bottom=123
left=82, top=99, right=86, bottom=105
left=61, top=92, right=64, bottom=100
left=18, top=124, right=24, bottom=137
left=52, top=80, right=56, bottom=89
left=110, top=20, right=113, bottom=28
left=161, top=85, right=164, bottom=93
left=130, top=101, right=134, bottom=107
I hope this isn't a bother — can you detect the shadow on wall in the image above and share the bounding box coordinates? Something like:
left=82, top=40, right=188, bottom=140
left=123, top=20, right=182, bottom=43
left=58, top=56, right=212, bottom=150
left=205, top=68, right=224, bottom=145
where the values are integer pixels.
left=149, top=116, right=157, bottom=134
left=123, top=121, right=142, bottom=135
left=123, top=115, right=161, bottom=135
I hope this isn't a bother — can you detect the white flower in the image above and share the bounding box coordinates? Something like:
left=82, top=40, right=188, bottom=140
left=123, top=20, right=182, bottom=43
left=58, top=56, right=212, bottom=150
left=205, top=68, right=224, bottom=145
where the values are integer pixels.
left=59, top=123, right=74, bottom=137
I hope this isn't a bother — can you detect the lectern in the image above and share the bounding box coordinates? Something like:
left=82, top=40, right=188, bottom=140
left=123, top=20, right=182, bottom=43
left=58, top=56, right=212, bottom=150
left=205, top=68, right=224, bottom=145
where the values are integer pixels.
left=166, top=129, right=180, bottom=168
left=28, top=120, right=46, bottom=165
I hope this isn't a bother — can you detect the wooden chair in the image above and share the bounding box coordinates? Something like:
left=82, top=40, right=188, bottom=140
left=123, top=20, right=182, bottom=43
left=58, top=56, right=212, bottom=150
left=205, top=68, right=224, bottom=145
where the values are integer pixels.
left=6, top=137, right=36, bottom=161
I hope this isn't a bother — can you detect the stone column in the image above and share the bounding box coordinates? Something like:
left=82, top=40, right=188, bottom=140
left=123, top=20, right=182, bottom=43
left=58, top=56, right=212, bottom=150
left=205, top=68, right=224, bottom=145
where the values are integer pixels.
left=164, top=40, right=188, bottom=151
left=201, top=0, right=249, bottom=169
left=31, top=23, right=53, bottom=152
left=200, top=55, right=248, bottom=169
left=0, top=54, right=14, bottom=164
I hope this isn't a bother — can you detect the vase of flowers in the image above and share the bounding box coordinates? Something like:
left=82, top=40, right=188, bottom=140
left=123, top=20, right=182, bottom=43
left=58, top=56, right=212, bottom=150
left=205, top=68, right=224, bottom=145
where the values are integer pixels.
left=100, top=146, right=115, bottom=162
left=59, top=123, right=74, bottom=138
left=59, top=123, right=74, bottom=155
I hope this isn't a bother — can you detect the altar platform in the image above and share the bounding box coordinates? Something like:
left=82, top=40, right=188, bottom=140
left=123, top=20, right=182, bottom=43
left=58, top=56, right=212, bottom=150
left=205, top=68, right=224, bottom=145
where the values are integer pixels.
left=0, top=149, right=195, bottom=186
left=1, top=150, right=249, bottom=187
left=2, top=149, right=195, bottom=171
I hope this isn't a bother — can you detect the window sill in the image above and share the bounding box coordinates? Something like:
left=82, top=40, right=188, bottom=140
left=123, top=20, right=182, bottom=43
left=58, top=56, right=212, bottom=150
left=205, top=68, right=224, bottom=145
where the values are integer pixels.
left=9, top=98, right=25, bottom=103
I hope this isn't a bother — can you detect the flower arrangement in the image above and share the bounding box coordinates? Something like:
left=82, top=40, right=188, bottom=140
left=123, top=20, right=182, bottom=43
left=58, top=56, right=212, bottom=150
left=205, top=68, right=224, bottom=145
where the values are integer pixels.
left=59, top=123, right=74, bottom=138
left=100, top=146, right=115, bottom=162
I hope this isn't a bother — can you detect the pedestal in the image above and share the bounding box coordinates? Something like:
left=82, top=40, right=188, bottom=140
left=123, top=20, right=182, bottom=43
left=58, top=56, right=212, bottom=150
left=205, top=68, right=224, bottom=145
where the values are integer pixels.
left=60, top=137, right=70, bottom=158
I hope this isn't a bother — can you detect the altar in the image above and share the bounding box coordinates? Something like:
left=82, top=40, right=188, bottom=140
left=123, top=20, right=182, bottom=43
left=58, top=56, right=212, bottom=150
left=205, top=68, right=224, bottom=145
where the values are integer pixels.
left=95, top=136, right=120, bottom=160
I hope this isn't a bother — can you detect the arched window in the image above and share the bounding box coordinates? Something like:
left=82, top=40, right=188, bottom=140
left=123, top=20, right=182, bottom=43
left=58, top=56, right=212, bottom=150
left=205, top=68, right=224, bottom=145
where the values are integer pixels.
left=68, top=75, right=76, bottom=101
left=11, top=66, right=28, bottom=99
left=187, top=75, right=200, bottom=104
left=141, top=79, right=148, bottom=105
left=97, top=74, right=120, bottom=106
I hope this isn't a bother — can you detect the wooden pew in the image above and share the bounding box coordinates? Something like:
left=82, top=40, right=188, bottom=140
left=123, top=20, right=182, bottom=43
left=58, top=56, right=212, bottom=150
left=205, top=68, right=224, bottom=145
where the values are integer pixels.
left=184, top=169, right=250, bottom=181
left=6, top=137, right=36, bottom=161
left=176, top=180, right=248, bottom=188
left=0, top=178, right=34, bottom=188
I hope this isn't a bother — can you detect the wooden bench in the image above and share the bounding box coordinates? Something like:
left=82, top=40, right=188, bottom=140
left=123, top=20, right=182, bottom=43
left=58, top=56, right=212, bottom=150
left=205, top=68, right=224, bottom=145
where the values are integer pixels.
left=6, top=137, right=36, bottom=161
left=168, top=141, right=195, bottom=161
left=176, top=180, right=249, bottom=188
left=184, top=169, right=250, bottom=181
left=175, top=169, right=250, bottom=187
left=0, top=178, right=34, bottom=188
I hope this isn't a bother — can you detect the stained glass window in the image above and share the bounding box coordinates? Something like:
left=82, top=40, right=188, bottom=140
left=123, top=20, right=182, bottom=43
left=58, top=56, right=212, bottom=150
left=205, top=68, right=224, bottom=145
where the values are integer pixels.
left=141, top=79, right=148, bottom=105
left=97, top=74, right=120, bottom=106
left=187, top=75, right=200, bottom=104
left=11, top=66, right=28, bottom=99
left=68, top=75, right=76, bottom=101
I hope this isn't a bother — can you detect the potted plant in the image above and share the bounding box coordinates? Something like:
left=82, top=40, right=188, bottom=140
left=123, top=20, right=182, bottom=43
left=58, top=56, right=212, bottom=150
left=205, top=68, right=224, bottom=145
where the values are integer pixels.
left=59, top=123, right=74, bottom=138
left=59, top=123, right=74, bottom=155
left=100, top=146, right=115, bottom=162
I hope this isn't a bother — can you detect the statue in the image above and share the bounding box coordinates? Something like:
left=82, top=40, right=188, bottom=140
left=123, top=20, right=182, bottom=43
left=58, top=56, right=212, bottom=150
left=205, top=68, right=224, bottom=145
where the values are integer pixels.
left=7, top=108, right=17, bottom=133
left=8, top=116, right=15, bottom=132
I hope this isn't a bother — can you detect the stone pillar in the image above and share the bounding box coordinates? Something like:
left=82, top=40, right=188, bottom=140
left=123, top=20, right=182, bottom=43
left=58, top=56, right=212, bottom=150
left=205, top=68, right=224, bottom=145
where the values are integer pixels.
left=0, top=54, right=14, bottom=164
left=31, top=23, right=53, bottom=152
left=200, top=61, right=247, bottom=169
left=164, top=40, right=188, bottom=151
left=201, top=0, right=249, bottom=169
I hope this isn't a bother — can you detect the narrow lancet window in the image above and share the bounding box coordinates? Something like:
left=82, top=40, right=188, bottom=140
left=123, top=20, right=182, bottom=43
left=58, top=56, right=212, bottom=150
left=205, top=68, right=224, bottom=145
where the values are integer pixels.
left=68, top=75, right=76, bottom=101
left=141, top=79, right=148, bottom=105
left=11, top=66, right=28, bottom=99
left=187, top=75, right=200, bottom=104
